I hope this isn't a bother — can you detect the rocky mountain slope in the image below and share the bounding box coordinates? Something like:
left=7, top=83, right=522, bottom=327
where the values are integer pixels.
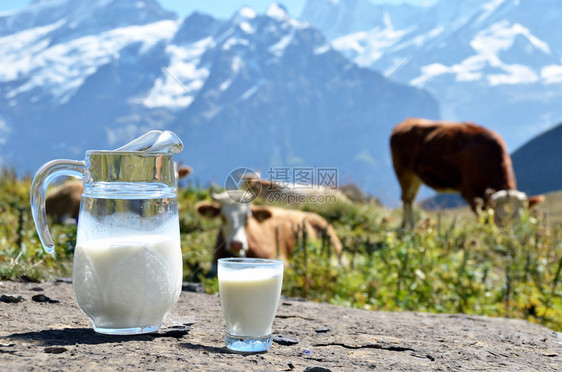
left=0, top=0, right=438, bottom=202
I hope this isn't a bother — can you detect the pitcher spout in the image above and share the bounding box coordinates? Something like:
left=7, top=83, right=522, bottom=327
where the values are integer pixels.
left=113, top=130, right=183, bottom=155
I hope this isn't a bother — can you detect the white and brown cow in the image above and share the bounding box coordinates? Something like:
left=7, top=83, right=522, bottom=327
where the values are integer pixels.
left=390, top=118, right=544, bottom=228
left=196, top=191, right=343, bottom=264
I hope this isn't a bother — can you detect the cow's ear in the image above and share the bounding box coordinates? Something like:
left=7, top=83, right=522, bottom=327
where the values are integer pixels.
left=196, top=201, right=221, bottom=218
left=251, top=206, right=273, bottom=222
left=528, top=195, right=545, bottom=208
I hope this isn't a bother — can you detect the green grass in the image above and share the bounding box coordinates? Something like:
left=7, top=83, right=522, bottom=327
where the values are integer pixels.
left=1, top=169, right=561, bottom=331
left=543, top=190, right=562, bottom=225
left=0, top=169, right=74, bottom=280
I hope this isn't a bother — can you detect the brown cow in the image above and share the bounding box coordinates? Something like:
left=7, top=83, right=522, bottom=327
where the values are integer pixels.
left=175, top=163, right=192, bottom=182
left=196, top=191, right=342, bottom=264
left=390, top=118, right=544, bottom=228
left=45, top=179, right=83, bottom=223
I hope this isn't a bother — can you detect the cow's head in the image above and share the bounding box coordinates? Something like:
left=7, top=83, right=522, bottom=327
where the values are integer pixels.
left=196, top=191, right=272, bottom=257
left=487, top=189, right=544, bottom=226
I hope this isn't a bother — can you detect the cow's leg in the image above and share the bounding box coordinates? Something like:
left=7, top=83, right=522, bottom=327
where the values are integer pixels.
left=403, top=203, right=413, bottom=229
left=399, top=173, right=422, bottom=229
left=461, top=190, right=482, bottom=215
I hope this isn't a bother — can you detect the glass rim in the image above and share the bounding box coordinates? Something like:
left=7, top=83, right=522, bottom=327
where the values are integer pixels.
left=217, top=258, right=283, bottom=266
left=86, top=150, right=174, bottom=157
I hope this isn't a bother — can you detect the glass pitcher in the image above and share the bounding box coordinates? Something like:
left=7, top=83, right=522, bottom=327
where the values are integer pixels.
left=30, top=131, right=184, bottom=335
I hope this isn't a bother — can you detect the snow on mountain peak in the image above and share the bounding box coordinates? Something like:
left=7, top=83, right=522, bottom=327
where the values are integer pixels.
left=471, top=20, right=550, bottom=59
left=305, top=0, right=559, bottom=88
left=146, top=4, right=317, bottom=110
left=411, top=18, right=548, bottom=88
left=266, top=3, right=290, bottom=20
left=0, top=1, right=322, bottom=110
left=0, top=21, right=63, bottom=83
left=142, top=37, right=212, bottom=110
left=0, top=0, right=176, bottom=38
left=1, top=19, right=179, bottom=105
left=229, top=7, right=257, bottom=35
left=236, top=6, right=257, bottom=20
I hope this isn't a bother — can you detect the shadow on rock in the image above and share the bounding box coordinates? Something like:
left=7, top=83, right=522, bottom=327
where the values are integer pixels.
left=179, top=342, right=232, bottom=354
left=5, top=325, right=191, bottom=346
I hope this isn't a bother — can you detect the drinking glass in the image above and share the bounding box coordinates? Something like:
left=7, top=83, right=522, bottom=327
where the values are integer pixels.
left=218, top=258, right=284, bottom=352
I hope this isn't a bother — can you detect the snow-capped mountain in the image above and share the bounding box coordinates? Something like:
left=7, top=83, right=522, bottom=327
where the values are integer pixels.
left=0, top=0, right=438, bottom=203
left=302, top=0, right=562, bottom=152
left=0, top=0, right=176, bottom=37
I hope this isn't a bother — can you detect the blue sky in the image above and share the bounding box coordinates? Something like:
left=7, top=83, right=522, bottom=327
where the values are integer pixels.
left=0, top=0, right=435, bottom=18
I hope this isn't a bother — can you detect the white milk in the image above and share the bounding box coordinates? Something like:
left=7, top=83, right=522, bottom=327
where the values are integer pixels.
left=218, top=267, right=283, bottom=337
left=73, top=235, right=182, bottom=330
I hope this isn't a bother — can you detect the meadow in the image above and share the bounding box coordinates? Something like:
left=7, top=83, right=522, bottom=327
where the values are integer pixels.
left=1, top=168, right=560, bottom=331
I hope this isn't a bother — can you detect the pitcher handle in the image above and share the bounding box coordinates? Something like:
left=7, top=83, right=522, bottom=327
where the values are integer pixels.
left=30, top=159, right=85, bottom=254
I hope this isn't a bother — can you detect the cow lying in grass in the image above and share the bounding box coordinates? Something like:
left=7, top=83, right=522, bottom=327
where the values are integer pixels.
left=45, top=180, right=83, bottom=223
left=196, top=191, right=343, bottom=266
left=390, top=118, right=543, bottom=228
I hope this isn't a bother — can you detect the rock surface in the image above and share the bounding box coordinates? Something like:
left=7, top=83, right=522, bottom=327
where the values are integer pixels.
left=0, top=280, right=560, bottom=371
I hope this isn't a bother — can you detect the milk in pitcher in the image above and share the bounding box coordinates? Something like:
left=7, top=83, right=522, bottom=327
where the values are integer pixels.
left=73, top=235, right=182, bottom=333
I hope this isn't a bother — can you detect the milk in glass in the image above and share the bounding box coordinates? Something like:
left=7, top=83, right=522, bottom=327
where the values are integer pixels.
left=219, top=265, right=283, bottom=337
left=73, top=235, right=182, bottom=331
